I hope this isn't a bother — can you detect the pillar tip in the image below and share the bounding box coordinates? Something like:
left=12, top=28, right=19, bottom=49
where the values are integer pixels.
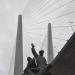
left=48, top=23, right=51, bottom=25
left=18, top=15, right=22, bottom=17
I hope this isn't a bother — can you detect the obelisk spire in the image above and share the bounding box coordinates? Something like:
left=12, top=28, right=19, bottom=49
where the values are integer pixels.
left=14, top=15, right=23, bottom=75
left=48, top=23, right=53, bottom=64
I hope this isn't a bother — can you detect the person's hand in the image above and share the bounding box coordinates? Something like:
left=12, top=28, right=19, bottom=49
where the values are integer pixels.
left=31, top=43, right=35, bottom=48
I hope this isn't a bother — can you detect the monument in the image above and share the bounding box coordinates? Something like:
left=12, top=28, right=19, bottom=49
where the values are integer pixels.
left=14, top=15, right=23, bottom=75
left=12, top=15, right=75, bottom=75
left=23, top=43, right=52, bottom=75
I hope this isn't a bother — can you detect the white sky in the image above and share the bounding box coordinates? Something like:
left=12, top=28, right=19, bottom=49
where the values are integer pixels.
left=0, top=0, right=75, bottom=75
left=0, top=0, right=28, bottom=75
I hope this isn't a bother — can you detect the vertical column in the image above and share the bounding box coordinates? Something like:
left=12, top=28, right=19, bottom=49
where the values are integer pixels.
left=48, top=23, right=53, bottom=64
left=14, top=15, right=23, bottom=75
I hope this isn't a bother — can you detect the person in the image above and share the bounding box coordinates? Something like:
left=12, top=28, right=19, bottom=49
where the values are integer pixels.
left=31, top=43, right=47, bottom=67
left=23, top=57, right=36, bottom=74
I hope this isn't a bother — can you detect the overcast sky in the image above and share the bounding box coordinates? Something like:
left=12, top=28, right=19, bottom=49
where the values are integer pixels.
left=0, top=0, right=75, bottom=75
left=0, top=0, right=28, bottom=75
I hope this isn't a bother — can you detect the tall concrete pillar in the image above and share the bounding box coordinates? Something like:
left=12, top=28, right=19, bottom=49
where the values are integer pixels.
left=14, top=15, right=23, bottom=75
left=47, top=23, right=53, bottom=64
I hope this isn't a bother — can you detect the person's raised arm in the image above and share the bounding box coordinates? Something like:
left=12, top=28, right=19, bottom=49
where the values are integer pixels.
left=31, top=43, right=38, bottom=57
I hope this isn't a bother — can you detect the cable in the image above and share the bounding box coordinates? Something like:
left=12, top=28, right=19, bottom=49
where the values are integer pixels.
left=27, top=11, right=75, bottom=26
left=22, top=0, right=47, bottom=15
left=8, top=41, right=16, bottom=75
left=31, top=0, right=49, bottom=17
left=53, top=38, right=68, bottom=41
left=69, top=22, right=75, bottom=33
left=52, top=26, right=73, bottom=28
left=41, top=34, right=47, bottom=49
left=31, top=0, right=74, bottom=22
left=32, top=0, right=59, bottom=18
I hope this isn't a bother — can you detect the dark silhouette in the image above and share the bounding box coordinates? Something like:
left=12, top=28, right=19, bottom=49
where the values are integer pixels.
left=23, top=57, right=36, bottom=74
left=23, top=43, right=51, bottom=75
left=31, top=43, right=47, bottom=67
